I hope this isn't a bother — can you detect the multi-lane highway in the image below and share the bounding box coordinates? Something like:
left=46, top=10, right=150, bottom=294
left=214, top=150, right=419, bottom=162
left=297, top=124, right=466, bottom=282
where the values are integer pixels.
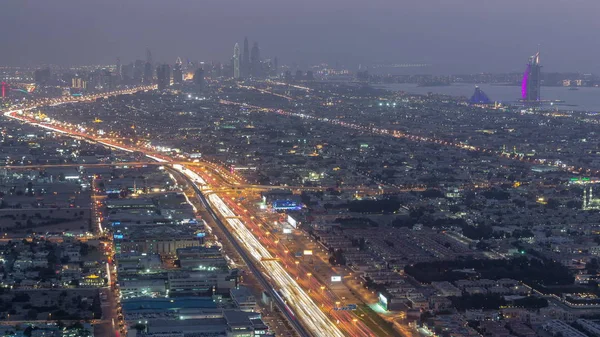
left=170, top=167, right=312, bottom=337
left=2, top=90, right=349, bottom=337
left=174, top=165, right=346, bottom=337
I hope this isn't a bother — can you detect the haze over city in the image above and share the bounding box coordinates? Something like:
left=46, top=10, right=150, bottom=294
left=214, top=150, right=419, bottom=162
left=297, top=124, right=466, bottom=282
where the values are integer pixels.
left=2, top=0, right=600, bottom=73
left=3, top=1, right=600, bottom=337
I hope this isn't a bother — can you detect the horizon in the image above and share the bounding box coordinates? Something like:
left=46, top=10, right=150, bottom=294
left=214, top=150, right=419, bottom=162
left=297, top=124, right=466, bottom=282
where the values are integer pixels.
left=2, top=0, right=600, bottom=73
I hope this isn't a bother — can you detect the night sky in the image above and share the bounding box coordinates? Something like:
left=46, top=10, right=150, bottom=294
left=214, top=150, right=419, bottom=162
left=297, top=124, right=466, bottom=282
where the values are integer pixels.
left=2, top=0, right=598, bottom=73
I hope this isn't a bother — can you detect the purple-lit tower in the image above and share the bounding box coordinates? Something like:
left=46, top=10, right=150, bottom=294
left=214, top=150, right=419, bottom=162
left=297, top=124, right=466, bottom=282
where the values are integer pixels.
left=522, top=52, right=541, bottom=104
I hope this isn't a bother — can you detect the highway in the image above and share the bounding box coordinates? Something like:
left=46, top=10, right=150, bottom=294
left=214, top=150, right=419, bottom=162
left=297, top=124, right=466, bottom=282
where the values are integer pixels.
left=171, top=167, right=311, bottom=337
left=173, top=165, right=345, bottom=337
left=2, top=102, right=343, bottom=335
left=2, top=86, right=380, bottom=336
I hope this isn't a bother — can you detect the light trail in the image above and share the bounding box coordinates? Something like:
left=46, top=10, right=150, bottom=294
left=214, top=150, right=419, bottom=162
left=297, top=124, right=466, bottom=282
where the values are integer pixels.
left=175, top=166, right=345, bottom=337
left=220, top=99, right=597, bottom=177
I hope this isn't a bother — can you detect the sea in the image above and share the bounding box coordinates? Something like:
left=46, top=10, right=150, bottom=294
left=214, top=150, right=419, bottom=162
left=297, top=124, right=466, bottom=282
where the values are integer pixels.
left=380, top=83, right=600, bottom=112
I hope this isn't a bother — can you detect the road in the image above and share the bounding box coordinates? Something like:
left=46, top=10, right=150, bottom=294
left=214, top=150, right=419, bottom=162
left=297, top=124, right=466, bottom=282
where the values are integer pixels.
left=220, top=98, right=599, bottom=177
left=91, top=177, right=123, bottom=337
left=3, top=85, right=381, bottom=336
left=170, top=167, right=313, bottom=337
left=2, top=161, right=158, bottom=169
left=174, top=166, right=349, bottom=337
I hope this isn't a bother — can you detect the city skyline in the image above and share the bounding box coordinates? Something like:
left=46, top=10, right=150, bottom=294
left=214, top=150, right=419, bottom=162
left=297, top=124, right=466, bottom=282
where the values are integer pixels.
left=2, top=0, right=600, bottom=73
left=3, top=2, right=600, bottom=337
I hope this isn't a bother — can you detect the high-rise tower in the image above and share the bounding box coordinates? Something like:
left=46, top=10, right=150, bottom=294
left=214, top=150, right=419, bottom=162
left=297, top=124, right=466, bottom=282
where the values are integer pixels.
left=156, top=64, right=171, bottom=90
left=144, top=49, right=154, bottom=84
left=193, top=68, right=205, bottom=93
left=250, top=42, right=260, bottom=78
left=233, top=43, right=241, bottom=79
left=116, top=57, right=122, bottom=80
left=173, top=57, right=183, bottom=84
left=522, top=52, right=541, bottom=104
left=1, top=82, right=7, bottom=98
left=146, top=48, right=153, bottom=65
left=243, top=37, right=250, bottom=78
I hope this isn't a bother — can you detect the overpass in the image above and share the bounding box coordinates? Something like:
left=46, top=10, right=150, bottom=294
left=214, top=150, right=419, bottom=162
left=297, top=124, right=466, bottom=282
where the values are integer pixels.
left=168, top=167, right=313, bottom=337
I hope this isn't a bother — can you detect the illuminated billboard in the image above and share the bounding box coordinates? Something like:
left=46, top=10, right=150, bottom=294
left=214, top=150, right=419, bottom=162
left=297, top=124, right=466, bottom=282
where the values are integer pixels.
left=283, top=228, right=292, bottom=234
left=303, top=250, right=313, bottom=256
left=272, top=200, right=302, bottom=211
left=378, top=293, right=389, bottom=311
left=331, top=276, right=342, bottom=282
left=287, top=215, right=297, bottom=228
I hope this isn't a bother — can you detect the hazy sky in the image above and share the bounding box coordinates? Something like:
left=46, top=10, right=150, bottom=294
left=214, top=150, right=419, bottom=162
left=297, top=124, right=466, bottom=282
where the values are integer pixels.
left=2, top=0, right=599, bottom=73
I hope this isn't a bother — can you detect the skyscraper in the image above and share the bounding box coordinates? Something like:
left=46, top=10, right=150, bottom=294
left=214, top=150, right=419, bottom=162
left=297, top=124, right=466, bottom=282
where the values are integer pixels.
left=173, top=57, right=183, bottom=85
left=143, top=62, right=153, bottom=84
left=156, top=64, right=171, bottom=90
left=133, top=60, right=145, bottom=83
left=1, top=82, right=7, bottom=98
left=233, top=43, right=241, bottom=79
left=116, top=57, right=122, bottom=80
left=243, top=37, right=250, bottom=78
left=144, top=49, right=154, bottom=84
left=522, top=52, right=541, bottom=103
left=193, top=68, right=205, bottom=92
left=250, top=42, right=260, bottom=78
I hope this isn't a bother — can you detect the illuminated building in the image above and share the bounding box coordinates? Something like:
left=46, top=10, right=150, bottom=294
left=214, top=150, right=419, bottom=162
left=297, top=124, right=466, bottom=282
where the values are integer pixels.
left=233, top=43, right=241, bottom=79
left=522, top=51, right=541, bottom=104
left=193, top=68, right=205, bottom=92
left=261, top=190, right=303, bottom=211
left=134, top=60, right=145, bottom=83
left=377, top=291, right=404, bottom=311
left=469, top=86, right=492, bottom=105
left=1, top=82, right=7, bottom=98
left=71, top=77, right=87, bottom=90
left=144, top=49, right=154, bottom=84
left=173, top=57, right=184, bottom=84
left=582, top=186, right=600, bottom=210
left=156, top=64, right=171, bottom=90
left=143, top=62, right=153, bottom=84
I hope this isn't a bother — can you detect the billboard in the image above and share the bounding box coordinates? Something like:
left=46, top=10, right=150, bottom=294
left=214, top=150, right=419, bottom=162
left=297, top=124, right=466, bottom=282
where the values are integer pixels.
left=303, top=250, right=313, bottom=256
left=331, top=276, right=342, bottom=282
left=272, top=200, right=302, bottom=211
left=283, top=228, right=292, bottom=234
left=379, top=293, right=389, bottom=310
left=287, top=215, right=298, bottom=228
